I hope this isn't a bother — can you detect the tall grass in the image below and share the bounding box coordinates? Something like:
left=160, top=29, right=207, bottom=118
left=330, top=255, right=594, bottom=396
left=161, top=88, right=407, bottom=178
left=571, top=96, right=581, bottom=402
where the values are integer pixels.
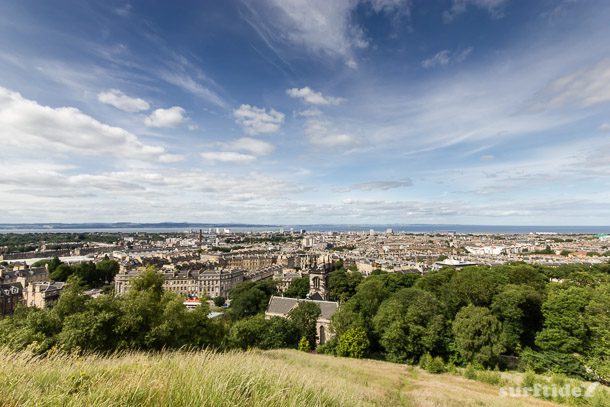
left=0, top=348, right=403, bottom=406
left=0, top=347, right=595, bottom=406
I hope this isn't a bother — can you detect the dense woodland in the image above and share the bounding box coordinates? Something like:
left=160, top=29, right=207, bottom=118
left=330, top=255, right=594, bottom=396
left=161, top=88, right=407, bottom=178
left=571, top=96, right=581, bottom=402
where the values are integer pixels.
left=0, top=261, right=608, bottom=384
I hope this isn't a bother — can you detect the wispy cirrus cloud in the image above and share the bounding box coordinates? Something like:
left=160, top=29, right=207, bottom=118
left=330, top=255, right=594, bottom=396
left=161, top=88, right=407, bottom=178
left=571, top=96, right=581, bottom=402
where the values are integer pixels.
left=443, top=0, right=509, bottom=22
left=335, top=178, right=413, bottom=192
left=421, top=47, right=473, bottom=68
left=241, top=0, right=409, bottom=68
left=221, top=137, right=275, bottom=156
left=528, top=57, right=610, bottom=112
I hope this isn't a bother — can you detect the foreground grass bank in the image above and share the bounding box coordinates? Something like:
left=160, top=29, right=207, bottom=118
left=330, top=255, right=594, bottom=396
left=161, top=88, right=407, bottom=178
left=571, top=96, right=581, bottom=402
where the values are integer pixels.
left=0, top=348, right=604, bottom=407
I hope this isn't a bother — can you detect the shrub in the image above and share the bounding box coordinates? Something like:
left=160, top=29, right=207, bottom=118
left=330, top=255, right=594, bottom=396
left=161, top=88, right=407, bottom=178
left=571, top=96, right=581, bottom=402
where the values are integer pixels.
left=298, top=336, right=310, bottom=352
left=316, top=338, right=337, bottom=355
left=476, top=369, right=504, bottom=386
left=419, top=353, right=446, bottom=374
left=445, top=361, right=457, bottom=374
left=519, top=349, right=589, bottom=380
left=464, top=364, right=477, bottom=380
left=522, top=370, right=537, bottom=388
left=213, top=296, right=225, bottom=307
left=336, top=327, right=370, bottom=359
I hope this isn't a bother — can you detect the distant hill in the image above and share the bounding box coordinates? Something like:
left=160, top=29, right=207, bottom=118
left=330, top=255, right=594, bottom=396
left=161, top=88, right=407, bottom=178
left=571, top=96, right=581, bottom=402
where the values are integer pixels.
left=1, top=348, right=571, bottom=406
left=0, top=222, right=273, bottom=230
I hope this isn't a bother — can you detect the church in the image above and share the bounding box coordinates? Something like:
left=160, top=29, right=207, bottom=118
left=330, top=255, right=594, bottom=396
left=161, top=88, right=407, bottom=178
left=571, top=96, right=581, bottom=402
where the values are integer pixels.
left=265, top=257, right=339, bottom=345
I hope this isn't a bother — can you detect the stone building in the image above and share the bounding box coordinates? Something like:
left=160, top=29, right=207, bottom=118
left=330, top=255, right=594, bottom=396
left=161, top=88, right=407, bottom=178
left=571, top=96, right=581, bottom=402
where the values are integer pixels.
left=265, top=256, right=338, bottom=345
left=0, top=283, right=24, bottom=315
left=114, top=267, right=244, bottom=299
left=273, top=269, right=303, bottom=293
left=265, top=296, right=338, bottom=345
left=0, top=265, right=48, bottom=286
left=25, top=281, right=67, bottom=309
left=225, top=254, right=276, bottom=271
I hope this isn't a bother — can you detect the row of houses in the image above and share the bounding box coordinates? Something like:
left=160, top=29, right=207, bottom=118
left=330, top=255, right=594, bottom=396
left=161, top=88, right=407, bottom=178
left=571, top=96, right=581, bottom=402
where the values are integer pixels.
left=0, top=265, right=66, bottom=314
left=114, top=267, right=244, bottom=299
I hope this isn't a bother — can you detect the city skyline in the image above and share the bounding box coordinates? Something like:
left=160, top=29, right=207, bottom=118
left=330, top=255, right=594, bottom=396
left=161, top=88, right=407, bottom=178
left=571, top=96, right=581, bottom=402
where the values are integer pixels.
left=1, top=0, right=610, bottom=225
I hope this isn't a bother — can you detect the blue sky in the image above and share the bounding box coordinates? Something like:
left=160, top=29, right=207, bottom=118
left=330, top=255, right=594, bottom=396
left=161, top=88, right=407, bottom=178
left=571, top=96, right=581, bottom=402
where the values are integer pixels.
left=0, top=0, right=609, bottom=225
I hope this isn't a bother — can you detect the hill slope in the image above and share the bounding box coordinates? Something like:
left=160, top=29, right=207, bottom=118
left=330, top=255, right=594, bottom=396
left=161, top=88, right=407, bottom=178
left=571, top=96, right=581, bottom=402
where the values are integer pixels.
left=0, top=348, right=566, bottom=406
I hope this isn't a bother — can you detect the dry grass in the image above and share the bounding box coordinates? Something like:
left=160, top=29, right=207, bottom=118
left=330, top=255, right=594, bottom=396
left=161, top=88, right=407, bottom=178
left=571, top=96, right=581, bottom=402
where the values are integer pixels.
left=0, top=348, right=573, bottom=406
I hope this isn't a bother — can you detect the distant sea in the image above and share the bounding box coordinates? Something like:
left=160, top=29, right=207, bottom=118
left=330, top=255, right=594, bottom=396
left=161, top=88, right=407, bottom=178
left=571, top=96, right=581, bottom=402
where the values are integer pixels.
left=0, top=223, right=608, bottom=235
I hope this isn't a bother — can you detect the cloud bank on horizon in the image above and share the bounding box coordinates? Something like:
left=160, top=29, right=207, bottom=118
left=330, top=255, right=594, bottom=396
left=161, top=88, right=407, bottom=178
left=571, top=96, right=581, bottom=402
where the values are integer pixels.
left=0, top=0, right=609, bottom=225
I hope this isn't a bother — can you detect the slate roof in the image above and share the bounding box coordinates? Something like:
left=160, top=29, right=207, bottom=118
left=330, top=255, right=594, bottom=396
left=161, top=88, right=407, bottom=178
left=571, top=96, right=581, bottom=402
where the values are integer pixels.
left=266, top=295, right=339, bottom=321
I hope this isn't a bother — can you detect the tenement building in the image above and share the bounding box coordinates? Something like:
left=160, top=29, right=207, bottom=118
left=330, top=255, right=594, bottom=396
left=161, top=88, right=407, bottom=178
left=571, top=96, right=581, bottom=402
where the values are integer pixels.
left=114, top=267, right=244, bottom=299
left=0, top=283, right=24, bottom=315
left=25, top=281, right=67, bottom=309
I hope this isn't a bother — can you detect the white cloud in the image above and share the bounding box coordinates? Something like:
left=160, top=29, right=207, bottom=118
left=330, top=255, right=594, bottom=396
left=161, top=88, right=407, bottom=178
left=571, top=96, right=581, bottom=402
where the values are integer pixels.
left=97, top=88, right=150, bottom=112
left=0, top=86, right=168, bottom=161
left=336, top=178, right=413, bottom=192
left=200, top=151, right=256, bottom=164
left=367, top=0, right=411, bottom=13
left=443, top=0, right=508, bottom=22
left=297, top=108, right=323, bottom=117
left=159, top=154, right=185, bottom=163
left=145, top=106, right=186, bottom=128
left=304, top=117, right=359, bottom=147
left=224, top=137, right=275, bottom=156
left=600, top=123, right=610, bottom=132
left=114, top=3, right=132, bottom=18
left=529, top=58, right=610, bottom=112
left=233, top=104, right=284, bottom=135
left=421, top=47, right=473, bottom=68
left=287, top=87, right=345, bottom=105
left=422, top=50, right=451, bottom=68
left=0, top=163, right=307, bottom=222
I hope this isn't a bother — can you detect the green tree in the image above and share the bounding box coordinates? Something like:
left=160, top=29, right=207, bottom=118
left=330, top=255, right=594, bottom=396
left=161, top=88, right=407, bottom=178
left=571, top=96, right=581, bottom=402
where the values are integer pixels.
left=336, top=326, right=370, bottom=358
left=328, top=269, right=362, bottom=302
left=448, top=267, right=507, bottom=313
left=229, top=280, right=278, bottom=320
left=452, top=305, right=504, bottom=367
left=373, top=288, right=447, bottom=363
left=113, top=267, right=165, bottom=348
left=129, top=266, right=165, bottom=298
left=95, top=257, right=120, bottom=285
left=288, top=301, right=321, bottom=348
left=50, top=263, right=74, bottom=282
left=491, top=284, right=542, bottom=353
left=584, top=283, right=610, bottom=381
left=213, top=296, right=226, bottom=307
left=535, top=285, right=591, bottom=354
left=52, top=276, right=89, bottom=321
left=229, top=286, right=268, bottom=319
left=57, top=294, right=121, bottom=352
left=229, top=315, right=300, bottom=350
left=284, top=277, right=309, bottom=299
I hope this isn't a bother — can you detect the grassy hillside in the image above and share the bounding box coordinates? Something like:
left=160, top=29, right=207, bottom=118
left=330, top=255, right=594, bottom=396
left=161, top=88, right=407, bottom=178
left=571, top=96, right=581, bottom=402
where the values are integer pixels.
left=0, top=348, right=602, bottom=407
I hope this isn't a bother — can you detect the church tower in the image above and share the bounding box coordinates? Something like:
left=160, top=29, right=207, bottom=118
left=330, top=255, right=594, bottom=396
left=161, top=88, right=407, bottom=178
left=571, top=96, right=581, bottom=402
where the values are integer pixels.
left=308, top=256, right=331, bottom=301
